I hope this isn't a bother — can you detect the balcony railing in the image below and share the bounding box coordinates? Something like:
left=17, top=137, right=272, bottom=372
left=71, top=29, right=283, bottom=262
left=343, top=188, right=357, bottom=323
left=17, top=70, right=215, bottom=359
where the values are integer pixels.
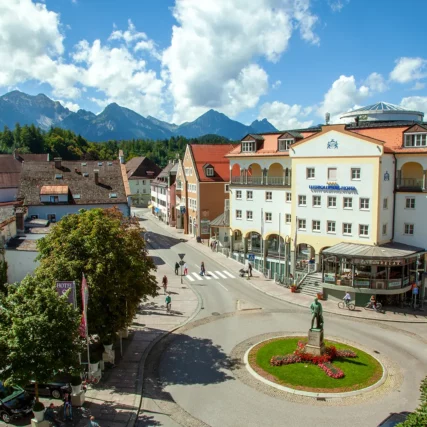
left=231, top=176, right=291, bottom=186
left=396, top=178, right=424, bottom=191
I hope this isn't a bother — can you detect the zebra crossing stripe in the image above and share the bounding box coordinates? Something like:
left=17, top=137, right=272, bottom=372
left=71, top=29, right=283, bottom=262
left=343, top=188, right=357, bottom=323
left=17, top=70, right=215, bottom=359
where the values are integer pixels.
left=223, top=271, right=235, bottom=278
left=215, top=271, right=227, bottom=279
left=209, top=271, right=219, bottom=279
left=204, top=274, right=212, bottom=280
left=191, top=272, right=202, bottom=280
left=186, top=274, right=195, bottom=282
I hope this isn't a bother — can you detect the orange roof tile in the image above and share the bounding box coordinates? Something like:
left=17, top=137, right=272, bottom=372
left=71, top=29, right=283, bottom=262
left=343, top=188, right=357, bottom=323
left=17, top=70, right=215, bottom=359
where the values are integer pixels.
left=190, top=144, right=236, bottom=182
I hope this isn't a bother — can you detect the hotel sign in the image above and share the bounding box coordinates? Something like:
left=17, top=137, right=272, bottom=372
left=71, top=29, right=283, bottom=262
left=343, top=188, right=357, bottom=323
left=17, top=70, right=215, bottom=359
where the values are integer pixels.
left=309, top=185, right=357, bottom=192
left=353, top=259, right=404, bottom=266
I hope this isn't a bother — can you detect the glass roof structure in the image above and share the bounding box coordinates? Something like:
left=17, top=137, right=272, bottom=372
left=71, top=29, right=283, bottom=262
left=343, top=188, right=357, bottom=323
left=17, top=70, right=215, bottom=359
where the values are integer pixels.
left=350, top=102, right=409, bottom=112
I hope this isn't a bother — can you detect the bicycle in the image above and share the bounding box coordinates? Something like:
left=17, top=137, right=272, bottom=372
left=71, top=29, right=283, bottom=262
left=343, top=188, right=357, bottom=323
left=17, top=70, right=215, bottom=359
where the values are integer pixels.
left=275, top=275, right=292, bottom=288
left=337, top=300, right=355, bottom=311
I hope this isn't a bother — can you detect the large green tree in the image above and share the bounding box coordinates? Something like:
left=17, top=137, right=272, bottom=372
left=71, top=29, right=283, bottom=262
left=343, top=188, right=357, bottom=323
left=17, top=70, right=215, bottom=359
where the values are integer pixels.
left=0, top=276, right=83, bottom=400
left=36, top=208, right=157, bottom=339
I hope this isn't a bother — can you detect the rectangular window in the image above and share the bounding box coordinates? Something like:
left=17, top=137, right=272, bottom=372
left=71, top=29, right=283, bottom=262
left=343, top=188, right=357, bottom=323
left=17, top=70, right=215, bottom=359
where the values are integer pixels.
left=298, top=195, right=307, bottom=206
left=343, top=197, right=353, bottom=209
left=285, top=214, right=291, bottom=224
left=265, top=212, right=272, bottom=222
left=278, top=139, right=293, bottom=151
left=142, top=180, right=145, bottom=185
left=312, top=220, right=320, bottom=232
left=328, top=196, right=337, bottom=208
left=236, top=190, right=242, bottom=200
left=313, top=195, right=321, bottom=207
left=359, top=224, right=369, bottom=237
left=343, top=223, right=352, bottom=235
left=286, top=192, right=292, bottom=202
left=206, top=167, right=214, bottom=177
left=328, top=167, right=337, bottom=181
left=49, top=196, right=59, bottom=203
left=236, top=210, right=242, bottom=219
left=405, top=197, right=415, bottom=209
left=327, top=221, right=336, bottom=233
left=225, top=184, right=230, bottom=192
left=242, top=141, right=255, bottom=152
left=351, top=168, right=361, bottom=180
left=246, top=210, right=253, bottom=220
left=265, top=191, right=272, bottom=201
left=246, top=190, right=253, bottom=200
left=404, top=223, right=414, bottom=235
left=298, top=219, right=306, bottom=230
left=382, top=224, right=387, bottom=235
left=383, top=197, right=388, bottom=209
left=360, top=198, right=370, bottom=210
left=306, top=168, right=315, bottom=179
left=405, top=133, right=427, bottom=147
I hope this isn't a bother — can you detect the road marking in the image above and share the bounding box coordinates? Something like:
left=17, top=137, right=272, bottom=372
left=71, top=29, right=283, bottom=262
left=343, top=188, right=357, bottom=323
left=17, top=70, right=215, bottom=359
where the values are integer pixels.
left=186, top=275, right=195, bottom=282
left=217, top=281, right=229, bottom=291
left=204, top=274, right=212, bottom=280
left=209, top=271, right=219, bottom=279
left=223, top=271, right=235, bottom=278
left=191, top=272, right=203, bottom=280
left=215, top=271, right=227, bottom=279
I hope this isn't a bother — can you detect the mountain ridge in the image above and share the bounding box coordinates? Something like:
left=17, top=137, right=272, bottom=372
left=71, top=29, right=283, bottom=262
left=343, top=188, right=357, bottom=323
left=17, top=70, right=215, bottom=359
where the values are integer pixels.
left=0, top=90, right=278, bottom=141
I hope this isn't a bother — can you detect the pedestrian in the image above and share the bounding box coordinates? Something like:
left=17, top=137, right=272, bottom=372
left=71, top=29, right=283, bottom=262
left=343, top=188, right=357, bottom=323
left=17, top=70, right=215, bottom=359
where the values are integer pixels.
left=200, top=261, right=205, bottom=276
left=248, top=263, right=252, bottom=277
left=44, top=403, right=61, bottom=427
left=175, top=261, right=179, bottom=275
left=165, top=294, right=172, bottom=313
left=162, top=275, right=168, bottom=294
left=88, top=416, right=100, bottom=427
left=63, top=392, right=72, bottom=421
left=183, top=262, right=188, bottom=276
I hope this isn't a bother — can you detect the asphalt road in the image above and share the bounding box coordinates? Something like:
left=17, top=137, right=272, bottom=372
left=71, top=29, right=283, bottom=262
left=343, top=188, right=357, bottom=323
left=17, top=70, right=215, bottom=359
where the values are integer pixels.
left=136, top=209, right=427, bottom=427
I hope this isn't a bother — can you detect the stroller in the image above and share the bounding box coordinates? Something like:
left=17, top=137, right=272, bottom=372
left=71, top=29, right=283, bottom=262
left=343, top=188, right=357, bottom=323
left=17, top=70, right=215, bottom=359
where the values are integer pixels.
left=239, top=268, right=248, bottom=277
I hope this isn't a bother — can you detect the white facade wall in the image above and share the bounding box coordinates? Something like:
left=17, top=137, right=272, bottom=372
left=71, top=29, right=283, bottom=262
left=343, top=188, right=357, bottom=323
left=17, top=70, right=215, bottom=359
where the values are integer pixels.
left=1, top=220, right=16, bottom=243
left=5, top=249, right=39, bottom=283
left=0, top=188, right=17, bottom=203
left=150, top=184, right=168, bottom=219
left=129, top=178, right=151, bottom=196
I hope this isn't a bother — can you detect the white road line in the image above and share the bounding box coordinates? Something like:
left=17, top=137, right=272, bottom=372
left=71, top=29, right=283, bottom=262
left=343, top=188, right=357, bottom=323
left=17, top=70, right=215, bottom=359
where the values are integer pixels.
left=186, top=275, right=195, bottom=282
left=215, top=271, right=227, bottom=279
left=209, top=271, right=219, bottom=279
left=204, top=274, right=212, bottom=280
left=191, top=272, right=203, bottom=280
left=223, top=271, right=235, bottom=278
left=217, top=281, right=229, bottom=291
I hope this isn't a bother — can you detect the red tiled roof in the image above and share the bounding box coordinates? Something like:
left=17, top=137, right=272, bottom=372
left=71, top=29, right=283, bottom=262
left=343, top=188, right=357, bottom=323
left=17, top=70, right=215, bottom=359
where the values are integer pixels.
left=190, top=144, right=236, bottom=182
left=40, top=185, right=69, bottom=195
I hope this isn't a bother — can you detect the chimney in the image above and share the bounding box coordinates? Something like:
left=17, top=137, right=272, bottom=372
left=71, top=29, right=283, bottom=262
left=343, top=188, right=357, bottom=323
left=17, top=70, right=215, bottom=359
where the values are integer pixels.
left=94, top=169, right=99, bottom=185
left=54, top=157, right=62, bottom=169
left=15, top=208, right=25, bottom=232
left=118, top=150, right=125, bottom=164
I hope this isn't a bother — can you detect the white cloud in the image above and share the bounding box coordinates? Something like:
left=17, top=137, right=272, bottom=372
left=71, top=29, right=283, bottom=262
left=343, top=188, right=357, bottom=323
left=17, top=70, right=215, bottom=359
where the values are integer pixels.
left=109, top=19, right=147, bottom=45
left=400, top=96, right=427, bottom=116
left=56, top=99, right=80, bottom=112
left=162, top=0, right=319, bottom=123
left=328, top=0, right=350, bottom=12
left=317, top=75, right=370, bottom=123
left=364, top=72, right=388, bottom=93
left=259, top=101, right=313, bottom=129
left=411, top=82, right=425, bottom=91
left=272, top=80, right=282, bottom=89
left=390, top=57, right=427, bottom=83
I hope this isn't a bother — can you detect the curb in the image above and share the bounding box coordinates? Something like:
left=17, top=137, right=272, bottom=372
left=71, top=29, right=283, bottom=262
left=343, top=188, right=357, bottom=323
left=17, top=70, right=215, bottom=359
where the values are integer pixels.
left=126, top=238, right=203, bottom=427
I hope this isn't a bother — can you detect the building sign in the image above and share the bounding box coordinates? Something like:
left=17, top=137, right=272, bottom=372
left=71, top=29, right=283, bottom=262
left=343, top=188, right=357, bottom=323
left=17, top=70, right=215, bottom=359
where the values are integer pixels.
left=309, top=185, right=357, bottom=192
left=352, top=258, right=404, bottom=266
left=354, top=280, right=370, bottom=288
left=388, top=280, right=402, bottom=289
left=324, top=274, right=335, bottom=283
left=327, top=139, right=338, bottom=149
left=56, top=281, right=75, bottom=305
left=201, top=219, right=210, bottom=234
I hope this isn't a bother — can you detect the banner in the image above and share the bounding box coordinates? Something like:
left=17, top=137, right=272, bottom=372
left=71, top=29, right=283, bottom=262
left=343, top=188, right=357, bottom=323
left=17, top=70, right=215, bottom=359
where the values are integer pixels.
left=56, top=281, right=75, bottom=305
left=80, top=274, right=89, bottom=337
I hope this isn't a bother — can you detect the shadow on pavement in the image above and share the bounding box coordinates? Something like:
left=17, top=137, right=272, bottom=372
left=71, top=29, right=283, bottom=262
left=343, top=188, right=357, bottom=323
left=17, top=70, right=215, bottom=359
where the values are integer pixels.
left=149, top=256, right=165, bottom=266
left=145, top=232, right=187, bottom=250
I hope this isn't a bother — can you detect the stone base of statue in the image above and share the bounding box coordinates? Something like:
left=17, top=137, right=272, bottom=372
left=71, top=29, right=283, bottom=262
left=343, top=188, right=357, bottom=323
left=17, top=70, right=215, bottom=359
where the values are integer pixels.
left=306, top=329, right=325, bottom=355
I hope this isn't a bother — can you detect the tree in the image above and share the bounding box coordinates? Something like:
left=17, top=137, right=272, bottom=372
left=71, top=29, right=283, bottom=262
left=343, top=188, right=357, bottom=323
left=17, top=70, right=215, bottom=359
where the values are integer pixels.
left=36, top=208, right=157, bottom=340
left=396, top=376, right=427, bottom=426
left=0, top=276, right=83, bottom=400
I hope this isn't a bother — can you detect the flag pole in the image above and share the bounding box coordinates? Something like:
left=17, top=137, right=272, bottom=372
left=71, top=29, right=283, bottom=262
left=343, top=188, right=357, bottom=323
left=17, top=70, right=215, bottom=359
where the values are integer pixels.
left=82, top=274, right=90, bottom=374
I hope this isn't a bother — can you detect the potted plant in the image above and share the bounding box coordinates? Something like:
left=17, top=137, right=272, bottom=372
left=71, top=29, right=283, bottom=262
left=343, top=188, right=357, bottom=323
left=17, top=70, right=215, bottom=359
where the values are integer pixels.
left=32, top=401, right=45, bottom=422
left=317, top=292, right=323, bottom=300
left=290, top=285, right=297, bottom=293
left=102, top=336, right=113, bottom=352
left=90, top=355, right=100, bottom=373
left=71, top=375, right=82, bottom=395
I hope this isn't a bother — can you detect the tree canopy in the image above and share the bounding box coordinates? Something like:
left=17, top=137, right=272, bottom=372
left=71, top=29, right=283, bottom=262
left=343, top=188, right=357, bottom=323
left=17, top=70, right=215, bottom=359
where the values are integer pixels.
left=0, top=275, right=83, bottom=398
left=35, top=207, right=157, bottom=339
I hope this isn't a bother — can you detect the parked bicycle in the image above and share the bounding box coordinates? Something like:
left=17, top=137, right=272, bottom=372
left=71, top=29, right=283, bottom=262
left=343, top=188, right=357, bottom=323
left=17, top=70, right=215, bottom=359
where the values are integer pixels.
left=337, top=300, right=355, bottom=311
left=275, top=275, right=292, bottom=288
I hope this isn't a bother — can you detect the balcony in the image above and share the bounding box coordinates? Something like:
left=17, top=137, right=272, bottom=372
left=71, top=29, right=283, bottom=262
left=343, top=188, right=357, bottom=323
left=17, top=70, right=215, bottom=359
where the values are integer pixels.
left=231, top=175, right=291, bottom=187
left=396, top=178, right=424, bottom=192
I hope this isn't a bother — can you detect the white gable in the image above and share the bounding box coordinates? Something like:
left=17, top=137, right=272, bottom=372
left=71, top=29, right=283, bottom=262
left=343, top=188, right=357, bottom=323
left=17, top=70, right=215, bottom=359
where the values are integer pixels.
left=290, top=130, right=383, bottom=158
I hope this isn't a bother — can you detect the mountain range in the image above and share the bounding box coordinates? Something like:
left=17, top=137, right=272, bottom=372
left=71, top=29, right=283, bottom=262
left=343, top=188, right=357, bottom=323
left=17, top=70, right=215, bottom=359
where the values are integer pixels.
left=0, top=91, right=278, bottom=141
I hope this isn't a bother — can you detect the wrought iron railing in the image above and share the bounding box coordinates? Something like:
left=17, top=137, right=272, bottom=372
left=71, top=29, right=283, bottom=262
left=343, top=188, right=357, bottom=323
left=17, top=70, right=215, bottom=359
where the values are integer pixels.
left=230, top=176, right=291, bottom=186
left=396, top=178, right=423, bottom=190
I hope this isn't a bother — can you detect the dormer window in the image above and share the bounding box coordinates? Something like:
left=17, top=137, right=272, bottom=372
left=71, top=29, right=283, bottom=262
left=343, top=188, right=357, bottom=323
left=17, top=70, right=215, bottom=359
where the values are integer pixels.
left=242, top=141, right=255, bottom=152
left=405, top=133, right=427, bottom=147
left=278, top=139, right=293, bottom=151
left=206, top=167, right=214, bottom=177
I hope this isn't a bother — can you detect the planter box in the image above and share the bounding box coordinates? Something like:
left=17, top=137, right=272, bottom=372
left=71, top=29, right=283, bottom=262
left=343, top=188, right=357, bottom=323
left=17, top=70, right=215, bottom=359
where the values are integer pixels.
left=89, top=362, right=100, bottom=373
left=71, top=390, right=85, bottom=407
left=71, top=384, right=82, bottom=395
left=32, top=411, right=44, bottom=423
left=31, top=419, right=49, bottom=427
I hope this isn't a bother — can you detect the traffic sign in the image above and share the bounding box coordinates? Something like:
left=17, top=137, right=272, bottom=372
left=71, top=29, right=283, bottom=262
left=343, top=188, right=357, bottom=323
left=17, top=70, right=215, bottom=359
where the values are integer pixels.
left=178, top=253, right=185, bottom=260
left=248, top=254, right=255, bottom=261
left=179, top=260, right=185, bottom=266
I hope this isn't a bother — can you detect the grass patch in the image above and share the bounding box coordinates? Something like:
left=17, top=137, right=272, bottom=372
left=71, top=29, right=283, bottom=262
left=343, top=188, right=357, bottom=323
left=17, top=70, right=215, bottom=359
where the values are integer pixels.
left=250, top=337, right=383, bottom=392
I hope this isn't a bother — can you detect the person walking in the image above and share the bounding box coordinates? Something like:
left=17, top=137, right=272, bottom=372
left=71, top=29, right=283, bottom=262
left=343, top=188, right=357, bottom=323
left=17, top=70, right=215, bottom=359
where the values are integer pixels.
left=88, top=416, right=100, bottom=427
left=165, top=294, right=172, bottom=313
left=175, top=261, right=180, bottom=275
left=63, top=392, right=72, bottom=421
left=248, top=263, right=253, bottom=277
left=44, top=403, right=61, bottom=427
left=200, top=261, right=206, bottom=276
left=162, top=275, right=168, bottom=294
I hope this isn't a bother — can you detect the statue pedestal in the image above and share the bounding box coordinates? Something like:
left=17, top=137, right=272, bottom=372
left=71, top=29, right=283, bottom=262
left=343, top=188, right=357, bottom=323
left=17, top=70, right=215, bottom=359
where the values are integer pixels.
left=306, top=329, right=325, bottom=355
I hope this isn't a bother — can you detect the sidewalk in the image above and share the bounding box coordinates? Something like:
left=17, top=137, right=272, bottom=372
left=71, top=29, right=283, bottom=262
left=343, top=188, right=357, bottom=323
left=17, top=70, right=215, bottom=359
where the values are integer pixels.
left=73, top=252, right=200, bottom=427
left=149, top=214, right=427, bottom=324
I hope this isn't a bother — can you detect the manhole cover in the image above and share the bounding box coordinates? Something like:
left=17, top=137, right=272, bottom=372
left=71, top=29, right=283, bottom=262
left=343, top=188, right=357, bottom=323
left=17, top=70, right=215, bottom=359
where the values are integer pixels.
left=212, top=312, right=221, bottom=316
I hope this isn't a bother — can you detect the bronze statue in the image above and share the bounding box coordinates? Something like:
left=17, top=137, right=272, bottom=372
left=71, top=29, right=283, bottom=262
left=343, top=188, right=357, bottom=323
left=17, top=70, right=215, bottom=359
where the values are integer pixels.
left=310, top=298, right=323, bottom=330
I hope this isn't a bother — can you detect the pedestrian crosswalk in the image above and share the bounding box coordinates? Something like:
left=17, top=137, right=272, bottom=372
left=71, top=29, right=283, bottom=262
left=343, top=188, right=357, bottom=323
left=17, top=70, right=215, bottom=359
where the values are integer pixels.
left=184, top=270, right=236, bottom=282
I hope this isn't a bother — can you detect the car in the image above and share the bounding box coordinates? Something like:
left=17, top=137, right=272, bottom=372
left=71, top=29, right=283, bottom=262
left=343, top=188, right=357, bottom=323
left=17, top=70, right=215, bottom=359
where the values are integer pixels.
left=377, top=412, right=409, bottom=426
left=0, top=382, right=35, bottom=423
left=25, top=375, right=72, bottom=400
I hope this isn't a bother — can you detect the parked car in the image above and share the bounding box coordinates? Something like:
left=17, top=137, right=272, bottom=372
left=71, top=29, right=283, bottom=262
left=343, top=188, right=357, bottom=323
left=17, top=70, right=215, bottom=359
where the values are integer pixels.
left=25, top=375, right=72, bottom=400
left=0, top=382, right=34, bottom=423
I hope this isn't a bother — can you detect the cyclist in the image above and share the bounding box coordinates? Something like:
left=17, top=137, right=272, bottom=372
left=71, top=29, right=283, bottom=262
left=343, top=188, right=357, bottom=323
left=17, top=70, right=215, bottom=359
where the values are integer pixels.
left=343, top=292, right=351, bottom=305
left=165, top=295, right=172, bottom=313
left=162, top=275, right=168, bottom=294
left=369, top=294, right=377, bottom=311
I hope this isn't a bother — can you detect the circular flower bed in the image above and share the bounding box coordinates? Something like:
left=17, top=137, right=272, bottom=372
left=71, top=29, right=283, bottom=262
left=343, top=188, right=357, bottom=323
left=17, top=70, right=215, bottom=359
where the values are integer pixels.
left=249, top=337, right=383, bottom=393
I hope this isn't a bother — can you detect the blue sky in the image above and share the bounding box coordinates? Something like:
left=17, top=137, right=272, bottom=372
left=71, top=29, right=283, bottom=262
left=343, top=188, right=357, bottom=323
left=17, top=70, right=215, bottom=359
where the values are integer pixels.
left=1, top=0, right=427, bottom=128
